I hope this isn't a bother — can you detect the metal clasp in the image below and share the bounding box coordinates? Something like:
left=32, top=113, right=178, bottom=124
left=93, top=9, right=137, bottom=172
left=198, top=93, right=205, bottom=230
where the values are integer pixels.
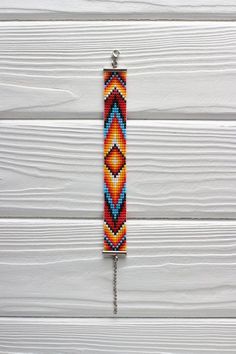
left=111, top=49, right=120, bottom=69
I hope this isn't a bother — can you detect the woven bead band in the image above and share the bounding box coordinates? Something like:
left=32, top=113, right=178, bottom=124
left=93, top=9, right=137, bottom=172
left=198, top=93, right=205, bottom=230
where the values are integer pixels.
left=103, top=69, right=127, bottom=254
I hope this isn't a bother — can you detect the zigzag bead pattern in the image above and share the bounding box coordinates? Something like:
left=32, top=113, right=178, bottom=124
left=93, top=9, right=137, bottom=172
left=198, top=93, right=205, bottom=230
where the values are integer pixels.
left=103, top=69, right=127, bottom=253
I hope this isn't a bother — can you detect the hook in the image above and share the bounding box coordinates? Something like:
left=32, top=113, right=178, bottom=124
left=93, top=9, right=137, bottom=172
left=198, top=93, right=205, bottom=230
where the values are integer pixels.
left=111, top=49, right=120, bottom=69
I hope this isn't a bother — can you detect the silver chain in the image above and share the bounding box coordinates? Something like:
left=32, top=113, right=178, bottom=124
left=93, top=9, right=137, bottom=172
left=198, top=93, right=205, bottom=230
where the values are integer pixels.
left=113, top=255, right=118, bottom=315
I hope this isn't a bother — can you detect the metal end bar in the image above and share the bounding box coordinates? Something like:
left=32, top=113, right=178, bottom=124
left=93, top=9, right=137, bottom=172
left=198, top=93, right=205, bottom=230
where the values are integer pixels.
left=103, top=68, right=127, bottom=72
left=113, top=255, right=118, bottom=315
left=103, top=250, right=127, bottom=256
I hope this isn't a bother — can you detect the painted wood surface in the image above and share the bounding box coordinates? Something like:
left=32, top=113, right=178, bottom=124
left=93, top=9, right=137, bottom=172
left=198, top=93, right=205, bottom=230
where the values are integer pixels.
left=1, top=22, right=236, bottom=119
left=0, top=1, right=236, bottom=20
left=0, top=119, right=236, bottom=219
left=1, top=218, right=236, bottom=317
left=0, top=318, right=236, bottom=354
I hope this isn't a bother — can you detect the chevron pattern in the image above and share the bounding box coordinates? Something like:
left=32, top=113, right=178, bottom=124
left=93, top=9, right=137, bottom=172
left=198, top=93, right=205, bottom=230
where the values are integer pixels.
left=103, top=69, right=127, bottom=253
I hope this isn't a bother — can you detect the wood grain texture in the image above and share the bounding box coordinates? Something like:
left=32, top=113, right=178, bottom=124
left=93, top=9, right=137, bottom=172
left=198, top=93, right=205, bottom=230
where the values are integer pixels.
left=1, top=219, right=236, bottom=317
left=1, top=21, right=236, bottom=119
left=0, top=318, right=236, bottom=354
left=0, top=119, right=236, bottom=218
left=1, top=1, right=236, bottom=20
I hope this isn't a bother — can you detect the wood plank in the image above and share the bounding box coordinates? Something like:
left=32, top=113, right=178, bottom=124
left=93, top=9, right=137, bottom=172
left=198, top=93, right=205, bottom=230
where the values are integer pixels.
left=1, top=219, right=236, bottom=317
left=1, top=21, right=236, bottom=119
left=1, top=1, right=236, bottom=20
left=0, top=318, right=236, bottom=354
left=0, top=119, right=236, bottom=218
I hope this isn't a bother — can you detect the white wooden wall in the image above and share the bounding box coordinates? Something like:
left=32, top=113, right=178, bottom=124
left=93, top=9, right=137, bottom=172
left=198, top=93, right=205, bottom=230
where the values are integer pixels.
left=0, top=2, right=236, bottom=353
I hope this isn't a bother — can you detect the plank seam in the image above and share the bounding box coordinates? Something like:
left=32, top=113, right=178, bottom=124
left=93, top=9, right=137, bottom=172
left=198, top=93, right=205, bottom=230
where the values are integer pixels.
left=1, top=19, right=236, bottom=22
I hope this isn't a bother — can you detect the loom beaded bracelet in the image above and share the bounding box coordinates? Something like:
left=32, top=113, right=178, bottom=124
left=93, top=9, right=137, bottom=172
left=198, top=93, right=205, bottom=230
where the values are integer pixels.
left=103, top=50, right=127, bottom=314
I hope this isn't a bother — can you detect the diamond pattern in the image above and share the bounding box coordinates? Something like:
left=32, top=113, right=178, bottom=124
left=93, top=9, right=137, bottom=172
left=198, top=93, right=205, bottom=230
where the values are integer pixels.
left=103, top=69, right=127, bottom=253
left=105, top=144, right=125, bottom=177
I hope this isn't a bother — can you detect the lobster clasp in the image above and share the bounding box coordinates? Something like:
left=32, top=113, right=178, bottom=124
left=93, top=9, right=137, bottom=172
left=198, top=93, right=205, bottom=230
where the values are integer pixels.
left=111, top=49, right=120, bottom=69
